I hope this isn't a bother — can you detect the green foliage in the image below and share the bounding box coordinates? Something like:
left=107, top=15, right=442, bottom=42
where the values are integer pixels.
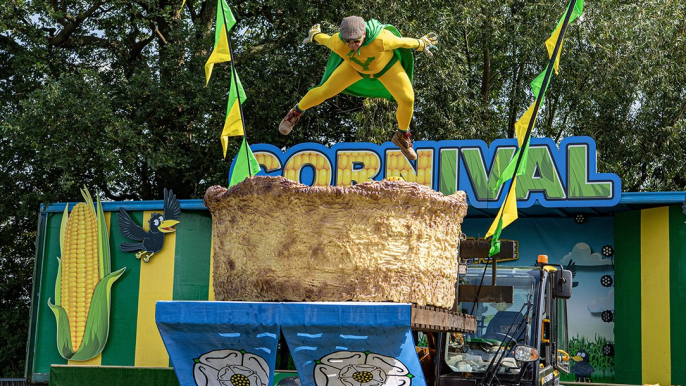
left=0, top=0, right=684, bottom=377
left=0, top=217, right=33, bottom=377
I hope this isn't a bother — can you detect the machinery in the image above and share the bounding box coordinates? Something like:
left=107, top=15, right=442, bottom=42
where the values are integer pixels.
left=438, top=255, right=573, bottom=386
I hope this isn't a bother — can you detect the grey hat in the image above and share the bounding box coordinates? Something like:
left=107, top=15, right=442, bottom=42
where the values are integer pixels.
left=340, top=16, right=366, bottom=41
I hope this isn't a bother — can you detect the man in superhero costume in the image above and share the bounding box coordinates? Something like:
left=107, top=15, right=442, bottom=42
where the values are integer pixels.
left=279, top=16, right=437, bottom=161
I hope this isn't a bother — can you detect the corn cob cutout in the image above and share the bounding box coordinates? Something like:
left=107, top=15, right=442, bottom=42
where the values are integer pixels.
left=48, top=188, right=126, bottom=361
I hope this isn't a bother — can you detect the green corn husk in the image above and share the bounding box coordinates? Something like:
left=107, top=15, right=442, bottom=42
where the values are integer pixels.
left=48, top=187, right=126, bottom=361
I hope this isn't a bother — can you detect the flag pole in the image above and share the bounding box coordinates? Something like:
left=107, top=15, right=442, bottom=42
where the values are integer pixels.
left=506, top=0, right=577, bottom=185
left=218, top=1, right=253, bottom=176
left=491, top=0, right=577, bottom=216
left=486, top=0, right=578, bottom=257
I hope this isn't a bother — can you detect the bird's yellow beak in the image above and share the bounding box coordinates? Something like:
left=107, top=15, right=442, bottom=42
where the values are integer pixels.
left=570, top=355, right=583, bottom=362
left=159, top=219, right=180, bottom=233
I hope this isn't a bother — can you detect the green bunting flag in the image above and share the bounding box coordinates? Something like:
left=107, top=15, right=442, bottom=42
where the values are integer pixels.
left=486, top=0, right=583, bottom=257
left=229, top=137, right=260, bottom=187
left=530, top=65, right=551, bottom=100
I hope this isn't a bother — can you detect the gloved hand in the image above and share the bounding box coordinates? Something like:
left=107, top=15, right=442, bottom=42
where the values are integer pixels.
left=302, top=24, right=321, bottom=44
left=416, top=32, right=438, bottom=57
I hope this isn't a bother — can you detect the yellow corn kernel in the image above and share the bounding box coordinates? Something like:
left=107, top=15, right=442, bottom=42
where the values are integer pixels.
left=389, top=154, right=398, bottom=170
left=339, top=154, right=349, bottom=170
left=316, top=154, right=325, bottom=169
left=60, top=202, right=99, bottom=352
left=418, top=154, right=429, bottom=170
left=423, top=168, right=433, bottom=186
left=417, top=169, right=425, bottom=185
left=316, top=169, right=329, bottom=186
left=342, top=169, right=352, bottom=186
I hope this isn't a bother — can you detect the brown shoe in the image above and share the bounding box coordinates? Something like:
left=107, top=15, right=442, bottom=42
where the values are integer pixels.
left=391, top=130, right=418, bottom=160
left=279, top=106, right=302, bottom=135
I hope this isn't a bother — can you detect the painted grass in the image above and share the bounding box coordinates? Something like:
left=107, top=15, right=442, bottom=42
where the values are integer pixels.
left=560, top=334, right=615, bottom=382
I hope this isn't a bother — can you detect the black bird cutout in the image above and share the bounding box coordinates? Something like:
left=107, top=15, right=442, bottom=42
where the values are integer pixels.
left=118, top=188, right=181, bottom=262
left=564, top=259, right=580, bottom=288
left=570, top=349, right=594, bottom=382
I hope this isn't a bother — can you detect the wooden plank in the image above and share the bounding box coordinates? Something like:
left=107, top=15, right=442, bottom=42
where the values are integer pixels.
left=458, top=284, right=514, bottom=303
left=410, top=305, right=477, bottom=333
left=459, top=239, right=516, bottom=260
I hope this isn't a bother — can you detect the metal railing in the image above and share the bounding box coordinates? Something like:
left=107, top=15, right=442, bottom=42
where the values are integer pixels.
left=0, top=379, right=30, bottom=386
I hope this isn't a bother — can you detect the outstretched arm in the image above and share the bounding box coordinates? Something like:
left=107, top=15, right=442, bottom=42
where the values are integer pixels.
left=303, top=24, right=336, bottom=51
left=384, top=32, right=438, bottom=57
left=313, top=33, right=336, bottom=50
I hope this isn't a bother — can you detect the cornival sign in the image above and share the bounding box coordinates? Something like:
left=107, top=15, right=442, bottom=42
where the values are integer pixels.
left=231, top=136, right=621, bottom=209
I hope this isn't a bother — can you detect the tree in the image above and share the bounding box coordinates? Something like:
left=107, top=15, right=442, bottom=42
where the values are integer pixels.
left=0, top=0, right=684, bottom=377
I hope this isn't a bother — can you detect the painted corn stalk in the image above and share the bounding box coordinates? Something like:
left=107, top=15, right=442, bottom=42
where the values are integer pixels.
left=48, top=188, right=126, bottom=361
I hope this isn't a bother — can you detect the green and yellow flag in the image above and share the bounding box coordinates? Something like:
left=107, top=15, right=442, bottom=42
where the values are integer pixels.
left=546, top=0, right=584, bottom=74
left=203, top=0, right=248, bottom=157
left=229, top=137, right=260, bottom=188
left=205, top=0, right=236, bottom=85
left=486, top=0, right=584, bottom=257
left=221, top=68, right=247, bottom=157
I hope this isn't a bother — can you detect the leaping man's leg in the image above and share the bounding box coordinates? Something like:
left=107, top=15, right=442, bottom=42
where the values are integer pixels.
left=378, top=61, right=417, bottom=160
left=279, top=61, right=362, bottom=135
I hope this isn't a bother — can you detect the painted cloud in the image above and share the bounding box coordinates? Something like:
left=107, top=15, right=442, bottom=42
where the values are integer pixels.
left=587, top=288, right=614, bottom=313
left=561, top=243, right=612, bottom=266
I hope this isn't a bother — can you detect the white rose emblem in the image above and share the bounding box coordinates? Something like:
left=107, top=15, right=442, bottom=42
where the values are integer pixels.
left=313, top=351, right=413, bottom=386
left=194, top=349, right=270, bottom=386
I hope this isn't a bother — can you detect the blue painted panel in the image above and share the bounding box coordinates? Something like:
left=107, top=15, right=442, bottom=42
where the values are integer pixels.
left=156, top=301, right=280, bottom=386
left=156, top=302, right=425, bottom=386
left=280, top=302, right=424, bottom=386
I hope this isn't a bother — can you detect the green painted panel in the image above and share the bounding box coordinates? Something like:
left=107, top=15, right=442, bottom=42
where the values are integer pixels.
left=34, top=213, right=68, bottom=375
left=169, top=211, right=213, bottom=368
left=461, top=147, right=516, bottom=200
left=515, top=146, right=566, bottom=199
left=172, top=212, right=213, bottom=301
left=613, top=210, right=642, bottom=384
left=50, top=365, right=179, bottom=386
left=439, top=149, right=457, bottom=196
left=567, top=145, right=613, bottom=198
left=26, top=214, right=47, bottom=380
left=670, top=205, right=686, bottom=384
left=101, top=211, right=143, bottom=366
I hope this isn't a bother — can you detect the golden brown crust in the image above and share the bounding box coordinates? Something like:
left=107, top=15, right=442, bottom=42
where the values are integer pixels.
left=205, top=176, right=468, bottom=309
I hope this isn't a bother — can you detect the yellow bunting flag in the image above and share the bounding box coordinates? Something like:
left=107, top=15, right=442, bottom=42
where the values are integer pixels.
left=204, top=0, right=237, bottom=86
left=515, top=102, right=537, bottom=147
left=486, top=177, right=520, bottom=238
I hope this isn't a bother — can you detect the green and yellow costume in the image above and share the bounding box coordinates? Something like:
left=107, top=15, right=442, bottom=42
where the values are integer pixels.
left=298, top=20, right=420, bottom=132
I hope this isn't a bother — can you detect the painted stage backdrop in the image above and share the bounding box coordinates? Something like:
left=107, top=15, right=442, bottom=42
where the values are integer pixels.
left=29, top=136, right=625, bottom=383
